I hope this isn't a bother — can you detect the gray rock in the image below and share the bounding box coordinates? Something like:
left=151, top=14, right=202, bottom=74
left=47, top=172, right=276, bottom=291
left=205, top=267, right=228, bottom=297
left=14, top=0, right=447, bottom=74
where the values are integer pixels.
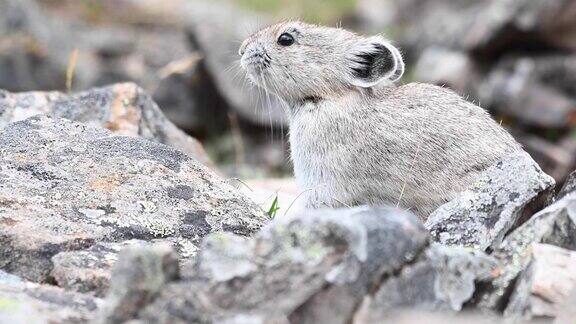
left=50, top=240, right=151, bottom=297
left=413, top=47, right=480, bottom=96
left=97, top=244, right=179, bottom=324
left=0, top=0, right=118, bottom=93
left=396, top=0, right=576, bottom=57
left=557, top=170, right=576, bottom=200
left=358, top=311, right=501, bottom=324
left=0, top=270, right=22, bottom=286
left=0, top=83, right=213, bottom=167
left=120, top=207, right=496, bottom=323
left=514, top=132, right=576, bottom=184
left=556, top=287, right=576, bottom=324
left=183, top=1, right=287, bottom=127
left=0, top=280, right=101, bottom=323
left=358, top=244, right=497, bottom=321
left=136, top=207, right=429, bottom=323
left=504, top=244, right=576, bottom=321
left=477, top=192, right=576, bottom=310
left=0, top=115, right=266, bottom=284
left=200, top=207, right=428, bottom=322
left=478, top=57, right=576, bottom=129
left=426, top=151, right=555, bottom=250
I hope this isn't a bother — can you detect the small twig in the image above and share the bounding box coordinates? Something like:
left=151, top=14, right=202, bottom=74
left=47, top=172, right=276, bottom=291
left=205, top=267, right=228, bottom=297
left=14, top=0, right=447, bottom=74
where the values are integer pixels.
left=66, top=49, right=79, bottom=93
left=396, top=140, right=423, bottom=208
left=228, top=112, right=245, bottom=169
left=227, top=178, right=253, bottom=192
left=332, top=197, right=352, bottom=208
left=284, top=188, right=315, bottom=217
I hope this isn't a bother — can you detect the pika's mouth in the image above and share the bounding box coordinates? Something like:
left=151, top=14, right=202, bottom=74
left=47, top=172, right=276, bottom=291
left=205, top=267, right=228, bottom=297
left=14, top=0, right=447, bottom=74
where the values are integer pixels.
left=241, top=51, right=272, bottom=73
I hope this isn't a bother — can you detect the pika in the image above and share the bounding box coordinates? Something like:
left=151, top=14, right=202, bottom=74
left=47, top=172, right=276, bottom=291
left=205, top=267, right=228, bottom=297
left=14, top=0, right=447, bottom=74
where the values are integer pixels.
left=239, top=21, right=522, bottom=219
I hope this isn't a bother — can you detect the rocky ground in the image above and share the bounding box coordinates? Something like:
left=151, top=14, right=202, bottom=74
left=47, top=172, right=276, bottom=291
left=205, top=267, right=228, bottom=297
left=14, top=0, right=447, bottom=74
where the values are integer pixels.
left=1, top=0, right=576, bottom=323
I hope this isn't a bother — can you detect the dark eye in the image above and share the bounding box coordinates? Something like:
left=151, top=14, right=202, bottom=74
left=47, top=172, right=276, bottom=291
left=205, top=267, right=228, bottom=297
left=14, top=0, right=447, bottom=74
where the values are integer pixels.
left=277, top=33, right=295, bottom=46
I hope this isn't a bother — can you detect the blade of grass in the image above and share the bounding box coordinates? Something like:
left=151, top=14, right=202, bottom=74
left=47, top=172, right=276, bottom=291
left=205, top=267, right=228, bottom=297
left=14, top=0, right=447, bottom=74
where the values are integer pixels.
left=66, top=49, right=79, bottom=93
left=267, top=194, right=280, bottom=219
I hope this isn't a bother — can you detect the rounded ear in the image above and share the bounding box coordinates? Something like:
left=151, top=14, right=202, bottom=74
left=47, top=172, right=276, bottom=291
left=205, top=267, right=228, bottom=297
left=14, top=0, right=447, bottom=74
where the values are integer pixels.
left=347, top=36, right=404, bottom=88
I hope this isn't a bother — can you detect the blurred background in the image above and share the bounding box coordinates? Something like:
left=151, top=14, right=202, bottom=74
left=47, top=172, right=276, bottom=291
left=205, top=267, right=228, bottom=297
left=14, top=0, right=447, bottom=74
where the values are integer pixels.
left=1, top=0, right=576, bottom=189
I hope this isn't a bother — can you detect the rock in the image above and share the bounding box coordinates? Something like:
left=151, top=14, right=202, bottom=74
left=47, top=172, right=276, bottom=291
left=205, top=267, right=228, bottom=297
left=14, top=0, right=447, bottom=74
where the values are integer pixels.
left=557, top=170, right=576, bottom=200
left=396, top=0, right=576, bottom=58
left=134, top=207, right=429, bottom=323
left=426, top=151, right=555, bottom=250
left=478, top=57, right=576, bottom=129
left=183, top=1, right=287, bottom=127
left=0, top=0, right=222, bottom=138
left=152, top=55, right=230, bottom=136
left=0, top=116, right=266, bottom=285
left=362, top=311, right=501, bottom=324
left=515, top=133, right=576, bottom=183
left=354, top=0, right=399, bottom=31
left=357, top=244, right=497, bottom=321
left=97, top=244, right=179, bottom=324
left=0, top=279, right=101, bottom=323
left=107, top=207, right=498, bottom=323
left=0, top=270, right=22, bottom=286
left=413, top=47, right=480, bottom=96
left=0, top=0, right=70, bottom=91
left=504, top=244, right=576, bottom=320
left=201, top=207, right=428, bottom=322
left=556, top=287, right=576, bottom=324
left=50, top=240, right=150, bottom=297
left=0, top=83, right=212, bottom=166
left=477, top=192, right=576, bottom=310
left=461, top=0, right=576, bottom=55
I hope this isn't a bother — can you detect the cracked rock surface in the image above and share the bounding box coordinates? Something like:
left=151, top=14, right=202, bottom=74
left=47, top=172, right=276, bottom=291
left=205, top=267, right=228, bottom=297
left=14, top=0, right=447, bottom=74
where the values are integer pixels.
left=0, top=115, right=266, bottom=287
left=426, top=151, right=555, bottom=250
left=0, top=83, right=212, bottom=167
left=100, top=207, right=497, bottom=323
left=477, top=192, right=576, bottom=311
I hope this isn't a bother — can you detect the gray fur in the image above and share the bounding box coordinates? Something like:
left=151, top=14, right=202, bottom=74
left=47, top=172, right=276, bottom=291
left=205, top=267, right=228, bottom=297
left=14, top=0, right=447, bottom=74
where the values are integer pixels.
left=240, top=22, right=522, bottom=219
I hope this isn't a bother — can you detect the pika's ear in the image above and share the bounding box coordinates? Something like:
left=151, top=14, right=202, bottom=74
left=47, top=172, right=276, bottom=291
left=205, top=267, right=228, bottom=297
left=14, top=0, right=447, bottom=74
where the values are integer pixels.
left=347, top=36, right=404, bottom=88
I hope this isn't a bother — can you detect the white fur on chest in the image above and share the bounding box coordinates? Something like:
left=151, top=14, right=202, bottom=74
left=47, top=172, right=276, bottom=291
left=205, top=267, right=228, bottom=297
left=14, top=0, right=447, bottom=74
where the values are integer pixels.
left=288, top=99, right=383, bottom=208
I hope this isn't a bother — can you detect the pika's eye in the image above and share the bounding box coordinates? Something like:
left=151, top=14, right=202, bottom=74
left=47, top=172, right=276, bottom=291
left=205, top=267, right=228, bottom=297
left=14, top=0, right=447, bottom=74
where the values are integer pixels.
left=277, top=33, right=295, bottom=46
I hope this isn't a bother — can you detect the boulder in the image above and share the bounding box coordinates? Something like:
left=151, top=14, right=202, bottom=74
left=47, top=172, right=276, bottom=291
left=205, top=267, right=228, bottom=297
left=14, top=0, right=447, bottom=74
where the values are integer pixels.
left=97, top=243, right=179, bottom=324
left=394, top=0, right=576, bottom=58
left=514, top=132, right=576, bottom=183
left=478, top=57, right=576, bottom=129
left=0, top=116, right=266, bottom=286
left=183, top=1, right=287, bottom=127
left=557, top=170, right=576, bottom=200
left=99, top=207, right=497, bottom=323
left=50, top=240, right=150, bottom=297
left=504, top=244, right=576, bottom=320
left=358, top=244, right=497, bottom=322
left=0, top=0, right=73, bottom=91
left=555, top=287, right=576, bottom=324
left=477, top=192, right=576, bottom=310
left=426, top=151, right=555, bottom=250
left=413, top=47, right=480, bottom=96
left=0, top=279, right=101, bottom=323
left=126, top=207, right=430, bottom=323
left=0, top=83, right=212, bottom=166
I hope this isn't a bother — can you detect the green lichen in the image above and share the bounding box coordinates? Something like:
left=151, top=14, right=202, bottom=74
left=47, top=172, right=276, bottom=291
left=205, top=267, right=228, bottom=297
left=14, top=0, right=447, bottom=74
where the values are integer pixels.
left=0, top=298, right=20, bottom=312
